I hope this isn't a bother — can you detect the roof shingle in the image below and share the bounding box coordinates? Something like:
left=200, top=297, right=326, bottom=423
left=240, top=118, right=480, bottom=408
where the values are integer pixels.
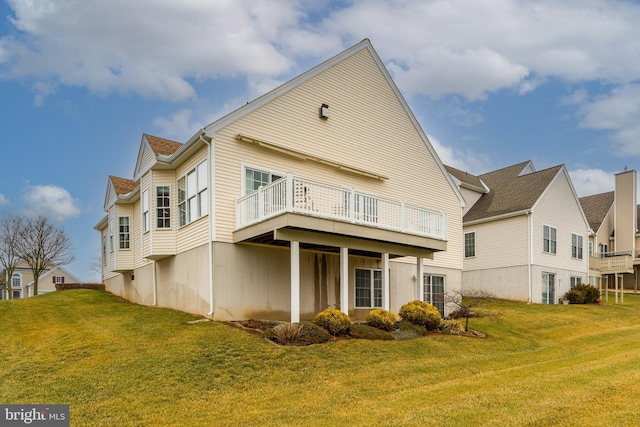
left=579, top=191, right=614, bottom=232
left=110, top=176, right=139, bottom=195
left=463, top=161, right=563, bottom=223
left=144, top=134, right=183, bottom=156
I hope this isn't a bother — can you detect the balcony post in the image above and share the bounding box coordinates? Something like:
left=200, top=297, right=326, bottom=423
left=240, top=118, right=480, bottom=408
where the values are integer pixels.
left=286, top=173, right=293, bottom=212
left=291, top=241, right=300, bottom=323
left=258, top=186, right=265, bottom=220
left=416, top=257, right=424, bottom=300
left=399, top=201, right=405, bottom=232
left=382, top=253, right=390, bottom=311
left=350, top=189, right=356, bottom=223
left=340, top=247, right=349, bottom=316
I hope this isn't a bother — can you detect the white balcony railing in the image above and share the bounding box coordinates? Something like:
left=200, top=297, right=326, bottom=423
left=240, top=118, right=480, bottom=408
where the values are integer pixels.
left=236, top=174, right=447, bottom=240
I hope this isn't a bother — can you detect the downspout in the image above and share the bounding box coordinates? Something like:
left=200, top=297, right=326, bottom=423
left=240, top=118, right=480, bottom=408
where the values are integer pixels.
left=200, top=134, right=215, bottom=319
left=527, top=211, right=533, bottom=304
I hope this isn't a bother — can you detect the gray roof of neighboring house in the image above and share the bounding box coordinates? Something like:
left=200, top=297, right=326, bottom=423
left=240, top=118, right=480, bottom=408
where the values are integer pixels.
left=578, top=191, right=614, bottom=232
left=463, top=161, right=563, bottom=223
left=444, top=165, right=487, bottom=193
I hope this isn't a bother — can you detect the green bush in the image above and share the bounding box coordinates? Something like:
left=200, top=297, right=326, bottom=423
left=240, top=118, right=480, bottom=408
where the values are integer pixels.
left=563, top=284, right=601, bottom=304
left=293, top=322, right=331, bottom=345
left=313, top=309, right=351, bottom=336
left=438, top=319, right=464, bottom=335
left=392, top=320, right=427, bottom=340
left=399, top=300, right=442, bottom=330
left=366, top=309, right=396, bottom=331
left=349, top=323, right=394, bottom=340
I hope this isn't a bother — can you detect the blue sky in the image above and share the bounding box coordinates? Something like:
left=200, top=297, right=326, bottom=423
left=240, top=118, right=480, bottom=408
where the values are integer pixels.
left=1, top=0, right=640, bottom=281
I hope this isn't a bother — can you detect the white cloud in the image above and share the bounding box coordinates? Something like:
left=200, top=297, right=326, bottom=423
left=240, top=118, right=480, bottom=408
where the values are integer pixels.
left=2, top=0, right=304, bottom=102
left=576, top=84, right=640, bottom=155
left=0, top=194, right=9, bottom=206
left=438, top=98, right=484, bottom=127
left=561, top=88, right=589, bottom=106
left=22, top=185, right=81, bottom=222
left=3, top=0, right=640, bottom=104
left=568, top=168, right=615, bottom=197
left=428, top=134, right=490, bottom=175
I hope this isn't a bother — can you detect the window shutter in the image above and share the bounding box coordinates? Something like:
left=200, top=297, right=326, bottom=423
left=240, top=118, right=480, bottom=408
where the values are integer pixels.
left=52, top=276, right=56, bottom=283
left=61, top=276, right=65, bottom=284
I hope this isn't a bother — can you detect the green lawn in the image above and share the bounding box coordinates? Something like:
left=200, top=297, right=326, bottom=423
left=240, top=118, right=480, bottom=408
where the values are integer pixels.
left=2, top=290, right=640, bottom=426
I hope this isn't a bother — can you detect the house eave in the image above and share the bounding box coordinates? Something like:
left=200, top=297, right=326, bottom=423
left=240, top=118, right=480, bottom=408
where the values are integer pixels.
left=464, top=209, right=532, bottom=226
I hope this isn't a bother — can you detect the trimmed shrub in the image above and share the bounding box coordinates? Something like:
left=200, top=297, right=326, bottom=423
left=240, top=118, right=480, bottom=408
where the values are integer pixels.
left=438, top=319, right=464, bottom=335
left=392, top=320, right=427, bottom=340
left=294, top=322, right=331, bottom=345
left=268, top=323, right=302, bottom=345
left=399, top=300, right=442, bottom=330
left=563, top=284, right=601, bottom=304
left=349, top=323, right=394, bottom=340
left=313, top=309, right=351, bottom=336
left=366, top=309, right=396, bottom=332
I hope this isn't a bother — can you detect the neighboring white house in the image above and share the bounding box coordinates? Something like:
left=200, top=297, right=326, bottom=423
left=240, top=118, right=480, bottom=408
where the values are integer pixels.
left=95, top=39, right=465, bottom=322
left=580, top=169, right=640, bottom=293
left=1, top=262, right=81, bottom=299
left=447, top=161, right=590, bottom=303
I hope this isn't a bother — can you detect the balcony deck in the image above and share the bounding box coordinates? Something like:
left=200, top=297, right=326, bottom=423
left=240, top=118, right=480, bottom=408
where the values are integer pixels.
left=235, top=174, right=447, bottom=256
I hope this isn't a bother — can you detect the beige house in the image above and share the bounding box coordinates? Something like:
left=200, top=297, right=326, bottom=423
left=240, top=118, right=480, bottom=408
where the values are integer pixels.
left=580, top=169, right=639, bottom=294
left=1, top=261, right=81, bottom=299
left=447, top=161, right=590, bottom=304
left=95, top=39, right=465, bottom=322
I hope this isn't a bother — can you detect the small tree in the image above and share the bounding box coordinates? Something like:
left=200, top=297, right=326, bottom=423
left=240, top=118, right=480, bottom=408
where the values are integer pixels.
left=15, top=216, right=74, bottom=296
left=0, top=215, right=24, bottom=300
left=445, top=288, right=500, bottom=332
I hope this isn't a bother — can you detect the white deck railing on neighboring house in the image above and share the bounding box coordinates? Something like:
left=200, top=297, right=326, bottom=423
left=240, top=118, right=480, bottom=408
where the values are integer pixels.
left=236, top=174, right=447, bottom=241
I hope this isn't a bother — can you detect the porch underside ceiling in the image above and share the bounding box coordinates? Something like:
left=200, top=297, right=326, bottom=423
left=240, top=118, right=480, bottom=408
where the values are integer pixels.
left=233, top=213, right=445, bottom=259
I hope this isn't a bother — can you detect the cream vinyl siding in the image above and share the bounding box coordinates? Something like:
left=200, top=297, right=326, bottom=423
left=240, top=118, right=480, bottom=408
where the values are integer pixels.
left=140, top=173, right=151, bottom=258
left=151, top=169, right=176, bottom=257
left=134, top=140, right=157, bottom=178
left=101, top=225, right=118, bottom=280
left=460, top=187, right=484, bottom=216
left=213, top=48, right=461, bottom=268
left=463, top=215, right=529, bottom=271
left=132, top=198, right=149, bottom=270
left=531, top=171, right=588, bottom=273
left=115, top=204, right=134, bottom=271
left=176, top=147, right=209, bottom=254
left=594, top=206, right=613, bottom=255
left=104, top=182, right=117, bottom=210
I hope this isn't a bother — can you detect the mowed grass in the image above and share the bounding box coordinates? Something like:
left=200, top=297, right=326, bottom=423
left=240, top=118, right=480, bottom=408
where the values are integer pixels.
left=2, top=291, right=640, bottom=426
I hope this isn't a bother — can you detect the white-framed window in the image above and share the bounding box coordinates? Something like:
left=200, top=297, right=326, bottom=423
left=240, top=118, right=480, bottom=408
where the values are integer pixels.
left=599, top=243, right=608, bottom=258
left=570, top=276, right=582, bottom=290
left=119, top=216, right=130, bottom=250
left=142, top=189, right=150, bottom=233
left=588, top=241, right=593, bottom=257
left=244, top=166, right=283, bottom=195
left=543, top=225, right=557, bottom=254
left=53, top=275, right=64, bottom=284
left=178, top=160, right=208, bottom=227
left=108, top=219, right=114, bottom=253
left=542, top=272, right=556, bottom=304
left=423, top=274, right=445, bottom=316
left=571, top=233, right=583, bottom=259
left=156, top=186, right=171, bottom=229
left=11, top=273, right=22, bottom=289
left=464, top=232, right=475, bottom=258
left=355, top=268, right=382, bottom=308
left=102, top=236, right=107, bottom=266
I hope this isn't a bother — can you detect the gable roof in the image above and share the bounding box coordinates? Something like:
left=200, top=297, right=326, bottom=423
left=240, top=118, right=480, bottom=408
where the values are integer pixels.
left=464, top=161, right=563, bottom=223
left=144, top=134, right=183, bottom=156
left=444, top=165, right=488, bottom=193
left=579, top=191, right=614, bottom=232
left=28, top=266, right=83, bottom=286
left=110, top=175, right=139, bottom=195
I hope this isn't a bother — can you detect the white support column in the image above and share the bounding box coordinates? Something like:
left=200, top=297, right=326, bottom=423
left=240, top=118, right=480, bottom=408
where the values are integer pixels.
left=416, top=257, right=424, bottom=301
left=382, top=253, right=390, bottom=311
left=291, top=241, right=300, bottom=323
left=340, top=247, right=349, bottom=316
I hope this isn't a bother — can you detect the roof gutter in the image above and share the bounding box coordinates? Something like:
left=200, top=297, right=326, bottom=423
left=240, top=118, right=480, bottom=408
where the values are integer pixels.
left=464, top=209, right=532, bottom=226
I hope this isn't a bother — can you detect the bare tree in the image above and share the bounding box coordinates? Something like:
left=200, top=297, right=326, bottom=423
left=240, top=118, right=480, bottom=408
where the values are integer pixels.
left=445, top=288, right=500, bottom=332
left=0, top=215, right=24, bottom=300
left=15, top=216, right=74, bottom=296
